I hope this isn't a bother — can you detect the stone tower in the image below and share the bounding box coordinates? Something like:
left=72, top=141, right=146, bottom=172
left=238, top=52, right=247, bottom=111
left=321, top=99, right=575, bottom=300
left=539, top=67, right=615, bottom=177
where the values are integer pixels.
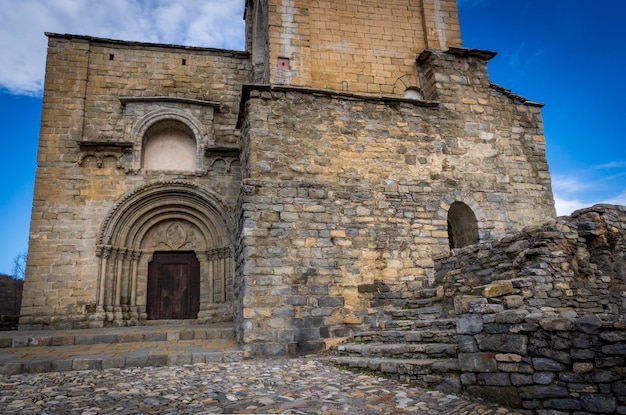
left=21, top=1, right=555, bottom=358
left=244, top=0, right=461, bottom=90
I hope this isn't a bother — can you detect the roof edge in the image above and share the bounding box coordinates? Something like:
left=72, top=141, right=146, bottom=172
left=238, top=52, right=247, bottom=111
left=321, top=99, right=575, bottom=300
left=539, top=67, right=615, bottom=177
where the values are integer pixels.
left=45, top=32, right=249, bottom=57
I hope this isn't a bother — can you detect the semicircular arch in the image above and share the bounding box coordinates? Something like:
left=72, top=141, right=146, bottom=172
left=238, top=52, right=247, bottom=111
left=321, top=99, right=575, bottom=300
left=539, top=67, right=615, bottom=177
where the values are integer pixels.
left=437, top=191, right=487, bottom=245
left=98, top=180, right=232, bottom=250
left=129, top=109, right=208, bottom=172
left=131, top=108, right=207, bottom=147
left=95, top=181, right=234, bottom=322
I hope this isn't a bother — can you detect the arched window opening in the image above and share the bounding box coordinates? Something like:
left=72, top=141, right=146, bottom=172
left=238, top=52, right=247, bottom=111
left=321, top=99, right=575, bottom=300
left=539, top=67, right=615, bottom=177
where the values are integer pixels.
left=447, top=202, right=479, bottom=249
left=143, top=120, right=196, bottom=171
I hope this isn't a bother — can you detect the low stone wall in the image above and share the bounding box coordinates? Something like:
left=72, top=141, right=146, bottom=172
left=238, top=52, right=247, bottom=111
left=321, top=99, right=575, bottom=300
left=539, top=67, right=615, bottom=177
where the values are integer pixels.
left=436, top=204, right=626, bottom=319
left=458, top=309, right=626, bottom=413
left=434, top=205, right=626, bottom=413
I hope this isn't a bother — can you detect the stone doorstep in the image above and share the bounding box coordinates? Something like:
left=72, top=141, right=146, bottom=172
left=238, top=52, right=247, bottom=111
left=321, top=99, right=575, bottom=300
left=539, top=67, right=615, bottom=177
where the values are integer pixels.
left=0, top=322, right=235, bottom=348
left=0, top=339, right=243, bottom=375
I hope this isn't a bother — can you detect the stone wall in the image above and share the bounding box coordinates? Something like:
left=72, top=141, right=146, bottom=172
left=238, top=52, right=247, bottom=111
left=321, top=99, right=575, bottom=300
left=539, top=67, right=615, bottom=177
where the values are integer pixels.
left=21, top=35, right=250, bottom=328
left=236, top=48, right=555, bottom=357
left=436, top=205, right=626, bottom=317
left=435, top=205, right=626, bottom=413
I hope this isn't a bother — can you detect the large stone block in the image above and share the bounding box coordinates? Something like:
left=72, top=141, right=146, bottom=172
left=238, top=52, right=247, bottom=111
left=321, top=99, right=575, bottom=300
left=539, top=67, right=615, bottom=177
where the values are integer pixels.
left=475, top=334, right=528, bottom=354
left=457, top=314, right=483, bottom=335
left=518, top=385, right=569, bottom=399
left=465, top=386, right=522, bottom=409
left=458, top=353, right=497, bottom=373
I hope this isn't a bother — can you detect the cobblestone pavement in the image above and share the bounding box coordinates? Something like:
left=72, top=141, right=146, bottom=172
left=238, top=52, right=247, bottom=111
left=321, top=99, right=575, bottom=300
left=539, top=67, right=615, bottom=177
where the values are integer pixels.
left=0, top=358, right=521, bottom=414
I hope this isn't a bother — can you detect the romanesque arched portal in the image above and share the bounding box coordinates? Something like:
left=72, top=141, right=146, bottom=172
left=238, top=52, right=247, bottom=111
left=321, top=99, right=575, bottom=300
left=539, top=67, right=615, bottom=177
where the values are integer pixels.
left=95, top=181, right=234, bottom=325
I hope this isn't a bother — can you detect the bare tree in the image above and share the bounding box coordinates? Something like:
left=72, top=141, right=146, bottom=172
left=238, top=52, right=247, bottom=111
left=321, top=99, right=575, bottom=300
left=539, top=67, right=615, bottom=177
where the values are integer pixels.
left=11, top=252, right=26, bottom=281
left=0, top=253, right=26, bottom=322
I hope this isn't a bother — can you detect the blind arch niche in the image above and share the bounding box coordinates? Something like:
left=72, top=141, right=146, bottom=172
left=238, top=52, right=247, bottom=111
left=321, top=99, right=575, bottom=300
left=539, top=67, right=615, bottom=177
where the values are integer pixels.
left=142, top=120, right=197, bottom=171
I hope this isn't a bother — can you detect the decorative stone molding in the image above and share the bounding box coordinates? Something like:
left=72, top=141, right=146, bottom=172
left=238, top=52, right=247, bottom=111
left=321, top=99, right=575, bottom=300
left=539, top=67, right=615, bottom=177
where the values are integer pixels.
left=94, top=181, right=235, bottom=324
left=77, top=141, right=133, bottom=170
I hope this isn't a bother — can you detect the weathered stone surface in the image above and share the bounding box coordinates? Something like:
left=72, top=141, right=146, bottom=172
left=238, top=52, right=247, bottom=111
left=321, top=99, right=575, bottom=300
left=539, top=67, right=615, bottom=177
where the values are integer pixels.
left=457, top=314, right=484, bottom=335
left=459, top=336, right=479, bottom=353
left=436, top=205, right=626, bottom=413
left=532, top=357, right=564, bottom=372
left=543, top=398, right=582, bottom=410
left=475, top=334, right=528, bottom=354
left=475, top=281, right=513, bottom=299
left=454, top=296, right=484, bottom=315
left=464, top=386, right=522, bottom=409
left=477, top=373, right=511, bottom=386
left=602, top=343, right=626, bottom=356
left=518, top=385, right=569, bottom=399
left=469, top=303, right=504, bottom=314
left=580, top=394, right=617, bottom=413
left=458, top=353, right=497, bottom=373
left=539, top=318, right=574, bottom=332
left=510, top=373, right=534, bottom=386
left=494, top=309, right=528, bottom=324
left=576, top=315, right=603, bottom=334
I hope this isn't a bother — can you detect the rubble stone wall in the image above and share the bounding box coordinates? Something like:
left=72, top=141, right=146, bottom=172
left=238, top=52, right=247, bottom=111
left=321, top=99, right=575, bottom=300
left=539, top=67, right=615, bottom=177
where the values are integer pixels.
left=435, top=205, right=626, bottom=413
left=236, top=49, right=555, bottom=357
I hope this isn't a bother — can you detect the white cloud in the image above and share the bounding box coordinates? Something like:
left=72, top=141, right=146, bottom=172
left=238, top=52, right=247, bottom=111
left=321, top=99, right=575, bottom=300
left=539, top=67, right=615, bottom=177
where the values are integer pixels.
left=604, top=190, right=626, bottom=206
left=553, top=194, right=587, bottom=216
left=553, top=190, right=626, bottom=217
left=0, top=0, right=245, bottom=95
left=552, top=168, right=626, bottom=216
left=552, top=175, right=586, bottom=194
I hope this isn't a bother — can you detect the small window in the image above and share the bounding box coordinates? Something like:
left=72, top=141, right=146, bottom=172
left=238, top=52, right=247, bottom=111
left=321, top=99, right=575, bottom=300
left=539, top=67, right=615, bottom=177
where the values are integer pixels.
left=447, top=202, right=479, bottom=249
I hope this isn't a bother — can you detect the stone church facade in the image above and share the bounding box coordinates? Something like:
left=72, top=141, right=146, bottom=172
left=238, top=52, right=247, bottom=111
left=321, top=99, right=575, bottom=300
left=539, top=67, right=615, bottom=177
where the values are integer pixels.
left=21, top=0, right=555, bottom=357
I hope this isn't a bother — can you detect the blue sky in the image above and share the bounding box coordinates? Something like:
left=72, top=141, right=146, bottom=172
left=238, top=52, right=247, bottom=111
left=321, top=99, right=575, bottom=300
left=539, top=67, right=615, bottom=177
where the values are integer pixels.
left=0, top=0, right=625, bottom=275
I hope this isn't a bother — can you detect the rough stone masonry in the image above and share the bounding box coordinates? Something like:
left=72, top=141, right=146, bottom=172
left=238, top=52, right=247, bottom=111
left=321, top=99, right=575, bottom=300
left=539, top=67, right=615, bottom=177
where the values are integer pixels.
left=22, top=0, right=555, bottom=358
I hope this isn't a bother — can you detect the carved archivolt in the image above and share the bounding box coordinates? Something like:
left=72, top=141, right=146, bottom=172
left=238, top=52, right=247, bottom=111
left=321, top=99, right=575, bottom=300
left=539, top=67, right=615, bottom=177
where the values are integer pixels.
left=98, top=180, right=232, bottom=247
left=95, top=181, right=234, bottom=322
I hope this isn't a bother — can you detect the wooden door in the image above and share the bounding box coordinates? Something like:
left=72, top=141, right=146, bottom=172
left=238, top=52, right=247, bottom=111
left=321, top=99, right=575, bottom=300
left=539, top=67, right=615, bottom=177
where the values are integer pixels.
left=147, top=252, right=200, bottom=320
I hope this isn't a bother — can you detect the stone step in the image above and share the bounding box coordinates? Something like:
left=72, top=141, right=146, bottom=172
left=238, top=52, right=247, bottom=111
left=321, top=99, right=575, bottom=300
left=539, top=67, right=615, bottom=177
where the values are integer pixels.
left=352, top=329, right=458, bottom=344
left=0, top=322, right=235, bottom=348
left=388, top=317, right=456, bottom=330
left=325, top=356, right=461, bottom=394
left=0, top=338, right=243, bottom=375
left=336, top=342, right=458, bottom=359
left=390, top=306, right=443, bottom=319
